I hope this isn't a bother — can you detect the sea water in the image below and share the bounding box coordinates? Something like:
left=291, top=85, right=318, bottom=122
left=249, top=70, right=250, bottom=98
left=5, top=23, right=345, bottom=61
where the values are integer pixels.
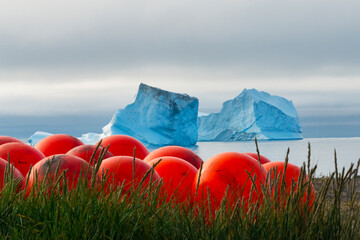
left=191, top=138, right=360, bottom=176
left=1, top=114, right=359, bottom=176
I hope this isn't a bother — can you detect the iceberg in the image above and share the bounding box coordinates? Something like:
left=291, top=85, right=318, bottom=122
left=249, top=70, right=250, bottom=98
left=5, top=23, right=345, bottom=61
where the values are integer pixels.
left=103, top=83, right=199, bottom=146
left=27, top=86, right=301, bottom=146
left=197, top=89, right=302, bottom=141
left=28, top=131, right=104, bottom=146
left=28, top=131, right=53, bottom=146
left=78, top=133, right=104, bottom=145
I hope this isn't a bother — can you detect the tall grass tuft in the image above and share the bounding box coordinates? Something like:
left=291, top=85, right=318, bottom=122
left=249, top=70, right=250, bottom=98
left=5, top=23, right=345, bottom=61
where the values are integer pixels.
left=0, top=143, right=359, bottom=239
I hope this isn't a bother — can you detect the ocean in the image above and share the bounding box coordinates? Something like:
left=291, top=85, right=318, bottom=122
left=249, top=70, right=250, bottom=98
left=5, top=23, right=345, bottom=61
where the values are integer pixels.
left=191, top=138, right=360, bottom=176
left=1, top=114, right=359, bottom=176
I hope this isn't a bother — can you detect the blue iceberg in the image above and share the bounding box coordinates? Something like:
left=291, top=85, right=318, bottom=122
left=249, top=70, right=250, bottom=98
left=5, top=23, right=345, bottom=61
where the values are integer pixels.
left=103, top=83, right=199, bottom=146
left=27, top=87, right=302, bottom=146
left=28, top=131, right=53, bottom=146
left=28, top=131, right=104, bottom=146
left=197, top=89, right=302, bottom=141
left=27, top=84, right=199, bottom=146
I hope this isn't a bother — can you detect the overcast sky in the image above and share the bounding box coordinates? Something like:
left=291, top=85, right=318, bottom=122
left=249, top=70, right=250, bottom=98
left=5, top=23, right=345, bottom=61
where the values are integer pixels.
left=0, top=0, right=359, bottom=119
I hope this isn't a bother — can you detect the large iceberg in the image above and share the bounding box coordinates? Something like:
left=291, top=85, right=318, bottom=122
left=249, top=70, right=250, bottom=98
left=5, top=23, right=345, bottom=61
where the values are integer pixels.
left=103, top=83, right=199, bottom=146
left=27, top=86, right=302, bottom=146
left=197, top=89, right=302, bottom=141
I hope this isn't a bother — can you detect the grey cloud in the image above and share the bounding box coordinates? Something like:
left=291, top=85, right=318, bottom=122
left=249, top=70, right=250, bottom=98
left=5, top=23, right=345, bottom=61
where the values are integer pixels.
left=0, top=0, right=359, bottom=121
left=0, top=0, right=360, bottom=81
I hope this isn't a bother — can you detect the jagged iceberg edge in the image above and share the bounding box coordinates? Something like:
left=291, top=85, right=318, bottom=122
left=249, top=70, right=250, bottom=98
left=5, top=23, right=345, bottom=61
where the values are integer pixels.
left=197, top=88, right=303, bottom=141
left=28, top=83, right=199, bottom=147
left=27, top=86, right=302, bottom=146
left=102, top=83, right=199, bottom=146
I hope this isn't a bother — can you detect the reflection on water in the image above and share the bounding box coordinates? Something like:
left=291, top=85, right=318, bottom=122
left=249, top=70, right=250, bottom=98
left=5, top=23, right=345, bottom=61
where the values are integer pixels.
left=192, top=138, right=360, bottom=176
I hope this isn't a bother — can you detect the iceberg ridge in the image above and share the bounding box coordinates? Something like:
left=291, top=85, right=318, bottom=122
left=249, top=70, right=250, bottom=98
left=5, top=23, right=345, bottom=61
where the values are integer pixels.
left=102, top=83, right=199, bottom=146
left=197, top=88, right=302, bottom=141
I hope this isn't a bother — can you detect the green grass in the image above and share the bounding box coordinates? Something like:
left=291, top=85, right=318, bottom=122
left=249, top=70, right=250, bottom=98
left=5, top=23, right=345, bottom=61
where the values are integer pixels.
left=0, top=144, right=359, bottom=240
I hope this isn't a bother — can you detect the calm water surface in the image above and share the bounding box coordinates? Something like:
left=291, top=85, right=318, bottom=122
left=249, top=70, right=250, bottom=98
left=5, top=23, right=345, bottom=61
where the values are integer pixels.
left=19, top=136, right=360, bottom=176
left=190, top=138, right=360, bottom=176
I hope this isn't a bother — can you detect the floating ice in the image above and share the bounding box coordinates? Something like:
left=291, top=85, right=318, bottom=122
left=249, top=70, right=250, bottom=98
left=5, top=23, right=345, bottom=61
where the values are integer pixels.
left=103, top=83, right=199, bottom=146
left=78, top=133, right=104, bottom=145
left=28, top=87, right=301, bottom=146
left=197, top=89, right=302, bottom=141
left=28, top=131, right=53, bottom=146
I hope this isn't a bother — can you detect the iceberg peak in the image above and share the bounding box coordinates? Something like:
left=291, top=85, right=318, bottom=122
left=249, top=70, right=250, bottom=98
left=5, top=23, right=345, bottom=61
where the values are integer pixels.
left=198, top=89, right=302, bottom=141
left=27, top=86, right=302, bottom=146
left=103, top=83, right=199, bottom=146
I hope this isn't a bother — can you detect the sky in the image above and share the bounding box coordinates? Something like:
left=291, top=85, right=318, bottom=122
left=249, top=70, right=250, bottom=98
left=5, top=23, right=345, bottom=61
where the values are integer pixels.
left=0, top=0, right=360, bottom=137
